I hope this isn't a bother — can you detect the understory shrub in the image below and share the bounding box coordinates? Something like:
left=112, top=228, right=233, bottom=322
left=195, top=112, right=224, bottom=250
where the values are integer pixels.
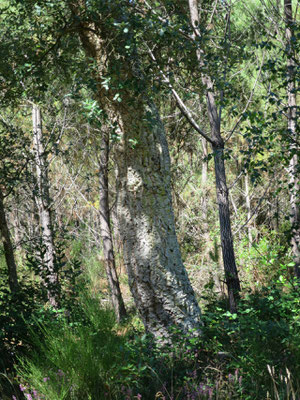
left=12, top=282, right=299, bottom=400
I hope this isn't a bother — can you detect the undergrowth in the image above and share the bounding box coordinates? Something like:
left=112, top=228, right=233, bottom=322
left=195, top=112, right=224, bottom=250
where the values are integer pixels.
left=1, top=281, right=298, bottom=400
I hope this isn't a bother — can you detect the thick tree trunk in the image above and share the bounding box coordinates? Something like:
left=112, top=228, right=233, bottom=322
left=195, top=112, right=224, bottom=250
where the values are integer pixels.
left=284, top=0, right=300, bottom=279
left=116, top=101, right=202, bottom=337
left=188, top=0, right=241, bottom=311
left=0, top=189, right=19, bottom=293
left=69, top=3, right=202, bottom=338
left=99, top=130, right=127, bottom=322
left=32, top=104, right=59, bottom=306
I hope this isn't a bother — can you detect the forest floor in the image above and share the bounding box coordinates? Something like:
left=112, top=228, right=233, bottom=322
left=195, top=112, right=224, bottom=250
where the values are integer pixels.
left=0, top=253, right=300, bottom=400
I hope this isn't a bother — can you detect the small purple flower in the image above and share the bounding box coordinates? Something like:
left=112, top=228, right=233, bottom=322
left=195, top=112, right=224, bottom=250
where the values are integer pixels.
left=228, top=373, right=234, bottom=382
left=43, top=377, right=50, bottom=382
left=19, top=384, right=26, bottom=392
left=239, top=375, right=243, bottom=385
left=26, top=394, right=33, bottom=400
left=137, top=394, right=142, bottom=400
left=57, top=369, right=65, bottom=377
left=32, top=389, right=38, bottom=398
left=208, top=387, right=213, bottom=400
left=197, top=383, right=204, bottom=394
left=12, top=396, right=17, bottom=400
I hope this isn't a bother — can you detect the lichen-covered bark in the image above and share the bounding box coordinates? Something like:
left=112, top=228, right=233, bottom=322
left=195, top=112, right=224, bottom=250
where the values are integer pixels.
left=284, top=0, right=300, bottom=279
left=68, top=1, right=202, bottom=338
left=115, top=101, right=202, bottom=337
left=32, top=105, right=59, bottom=307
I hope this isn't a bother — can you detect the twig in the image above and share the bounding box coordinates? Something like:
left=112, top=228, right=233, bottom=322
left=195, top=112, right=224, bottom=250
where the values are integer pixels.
left=147, top=47, right=213, bottom=145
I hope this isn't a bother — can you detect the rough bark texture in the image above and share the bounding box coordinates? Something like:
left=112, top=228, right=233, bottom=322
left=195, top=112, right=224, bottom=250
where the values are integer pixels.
left=213, top=143, right=241, bottom=312
left=99, top=130, right=127, bottom=322
left=0, top=189, right=19, bottom=293
left=116, top=101, right=202, bottom=337
left=284, top=0, right=300, bottom=279
left=188, top=0, right=241, bottom=311
left=69, top=2, right=202, bottom=338
left=32, top=104, right=59, bottom=306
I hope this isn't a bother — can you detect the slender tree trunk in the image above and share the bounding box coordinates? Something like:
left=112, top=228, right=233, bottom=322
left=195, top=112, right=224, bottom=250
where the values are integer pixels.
left=98, top=130, right=127, bottom=322
left=69, top=3, right=202, bottom=338
left=201, top=137, right=209, bottom=228
left=201, top=137, right=210, bottom=263
left=11, top=204, right=24, bottom=265
left=32, top=104, right=59, bottom=306
left=0, top=189, right=19, bottom=293
left=245, top=173, right=252, bottom=248
left=284, top=0, right=300, bottom=279
left=188, top=0, right=240, bottom=312
left=212, top=141, right=241, bottom=312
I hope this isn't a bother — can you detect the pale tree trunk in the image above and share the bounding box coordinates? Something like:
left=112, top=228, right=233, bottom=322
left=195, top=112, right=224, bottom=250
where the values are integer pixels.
left=0, top=189, right=19, bottom=293
left=188, top=0, right=240, bottom=312
left=116, top=101, right=202, bottom=337
left=9, top=203, right=23, bottom=266
left=284, top=0, right=300, bottom=279
left=201, top=137, right=209, bottom=231
left=98, top=130, right=127, bottom=322
left=245, top=173, right=252, bottom=248
left=69, top=3, right=202, bottom=339
left=201, top=137, right=210, bottom=263
left=32, top=104, right=59, bottom=306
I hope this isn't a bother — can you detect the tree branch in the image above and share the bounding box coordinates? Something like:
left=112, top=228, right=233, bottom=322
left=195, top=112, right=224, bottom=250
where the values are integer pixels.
left=148, top=47, right=213, bottom=145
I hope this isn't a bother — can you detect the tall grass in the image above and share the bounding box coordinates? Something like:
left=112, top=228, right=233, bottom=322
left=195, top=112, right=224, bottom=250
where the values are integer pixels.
left=17, top=295, right=124, bottom=400
left=14, top=282, right=300, bottom=400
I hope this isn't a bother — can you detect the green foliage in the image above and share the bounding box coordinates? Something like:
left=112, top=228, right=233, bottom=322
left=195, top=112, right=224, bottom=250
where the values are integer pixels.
left=16, top=295, right=125, bottom=400
left=0, top=113, right=31, bottom=192
left=10, top=281, right=299, bottom=400
left=236, top=231, right=292, bottom=287
left=203, top=285, right=300, bottom=386
left=1, top=0, right=299, bottom=399
left=0, top=240, right=82, bottom=369
left=0, top=254, right=44, bottom=369
left=121, top=283, right=300, bottom=399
